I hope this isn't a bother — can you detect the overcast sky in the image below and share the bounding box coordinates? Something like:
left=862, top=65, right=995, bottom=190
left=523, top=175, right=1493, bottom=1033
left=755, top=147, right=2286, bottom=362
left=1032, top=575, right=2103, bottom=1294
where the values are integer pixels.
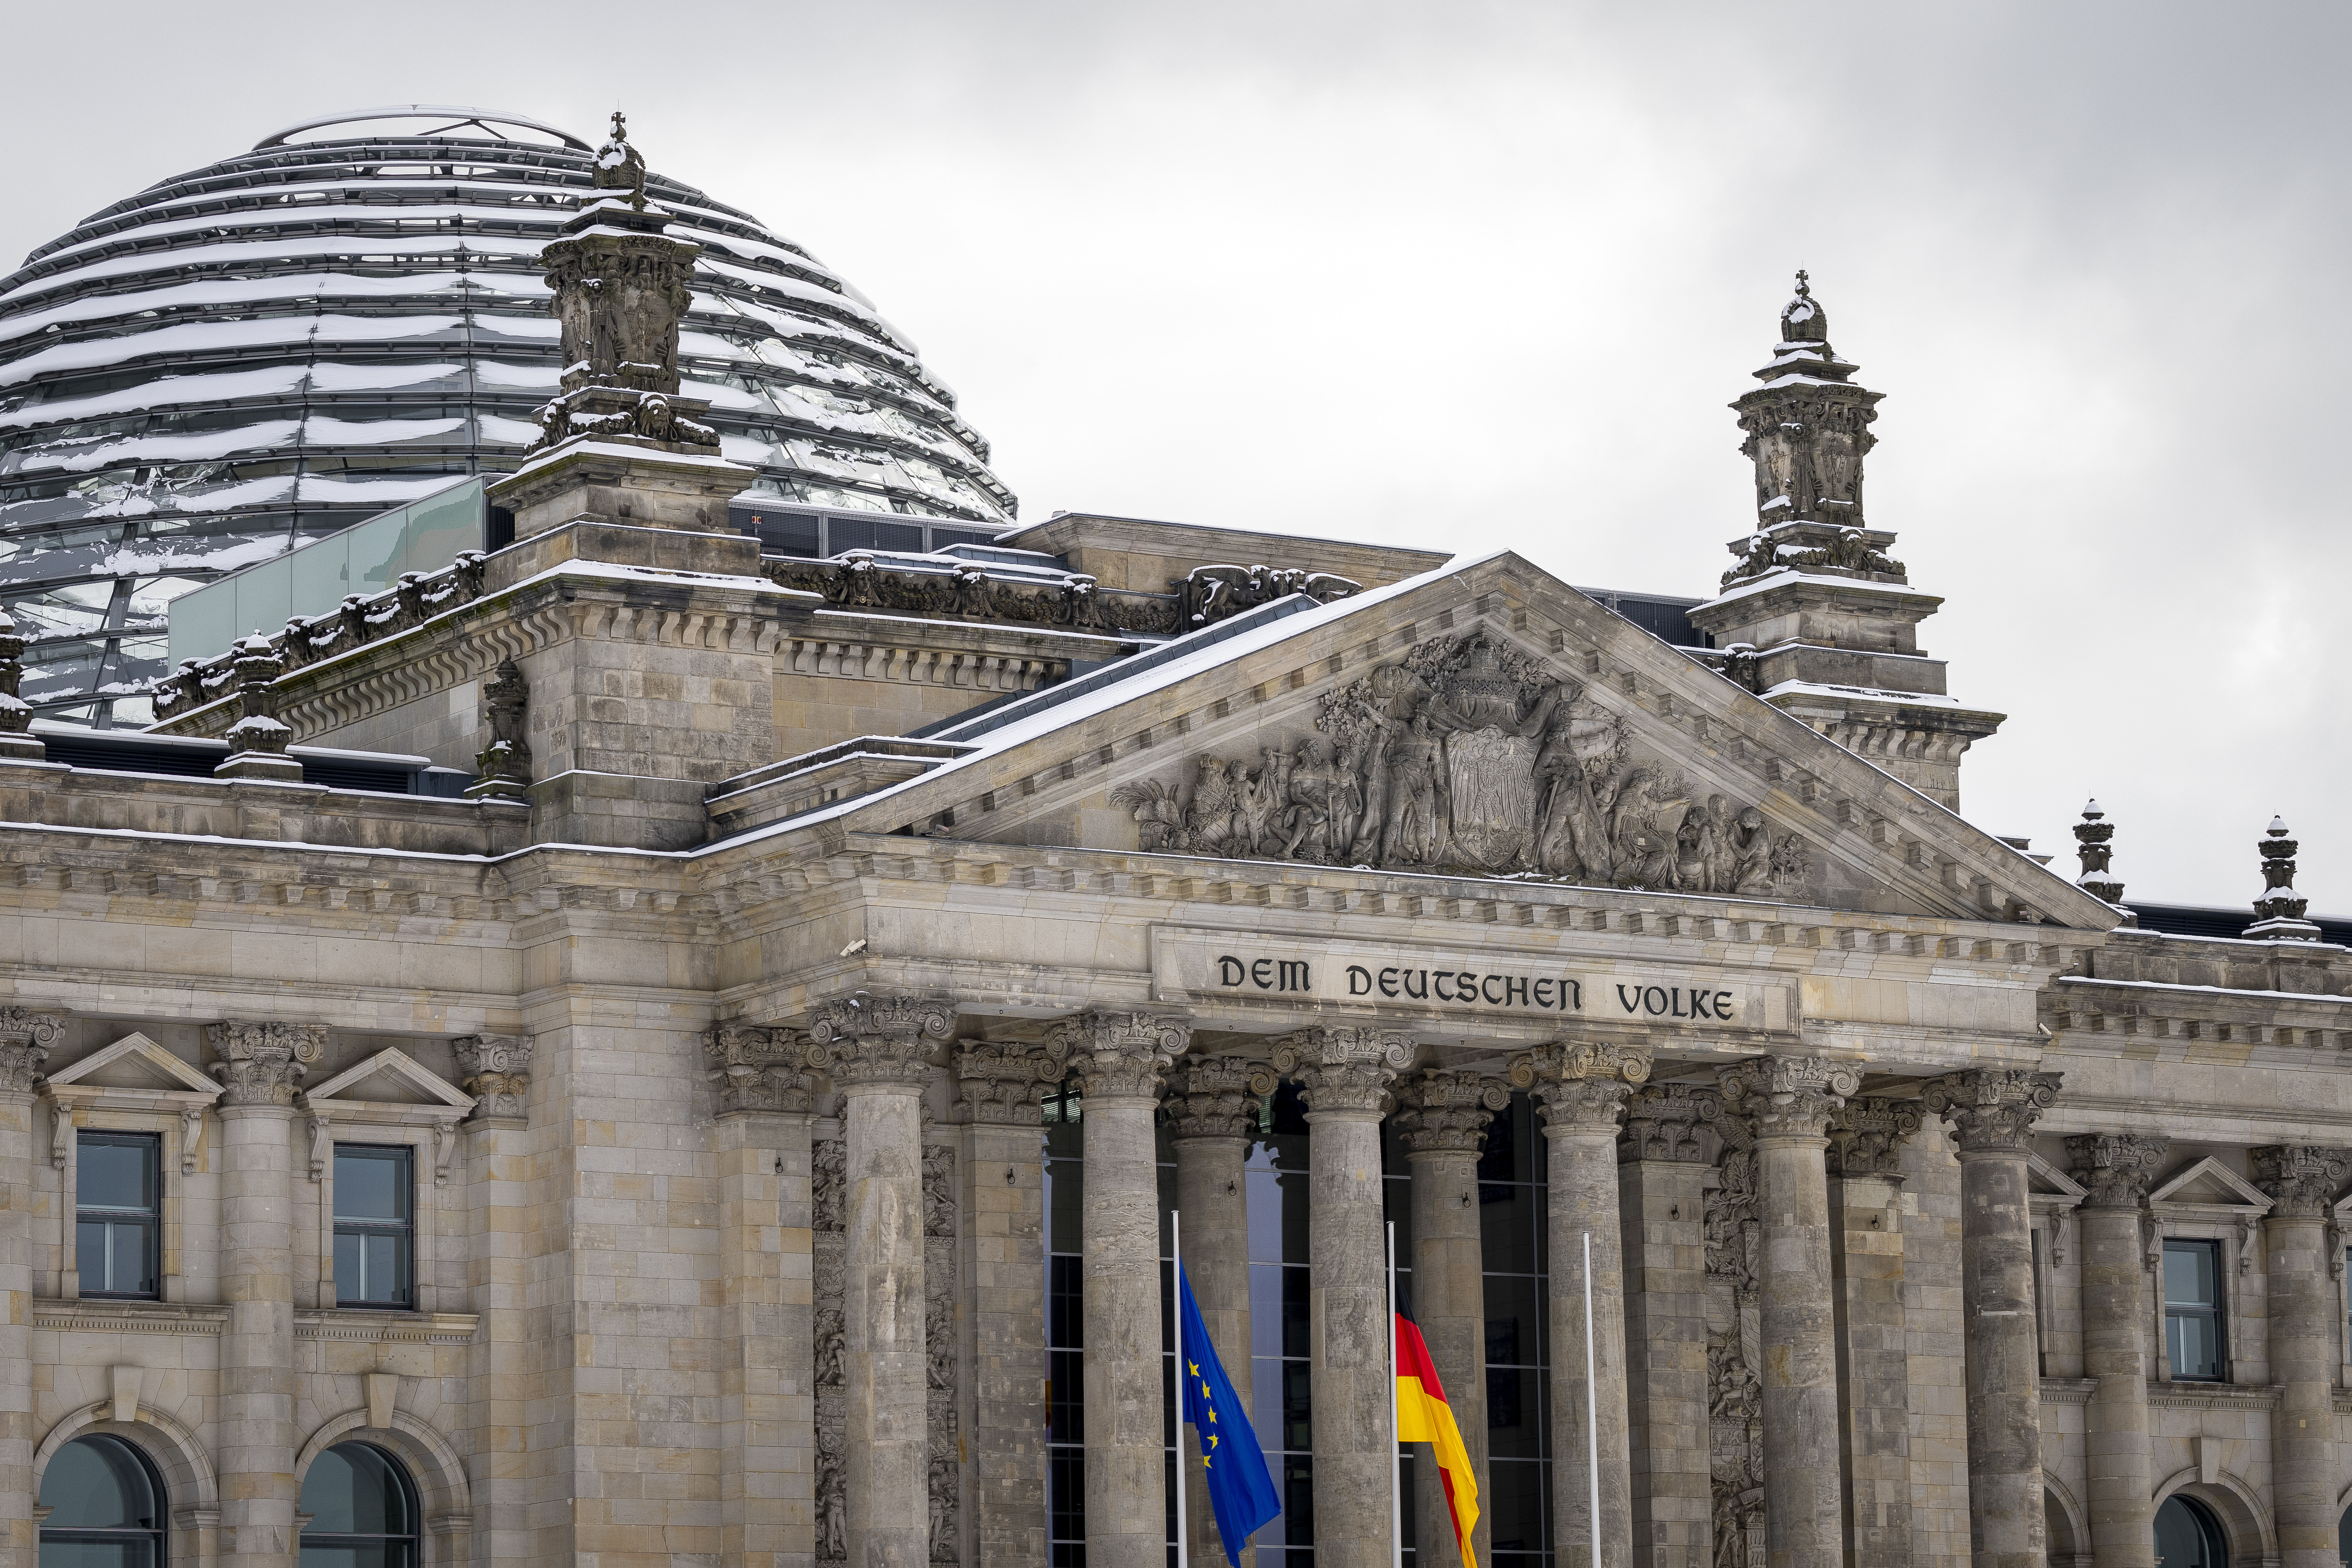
left=9, top=1, right=2345, bottom=911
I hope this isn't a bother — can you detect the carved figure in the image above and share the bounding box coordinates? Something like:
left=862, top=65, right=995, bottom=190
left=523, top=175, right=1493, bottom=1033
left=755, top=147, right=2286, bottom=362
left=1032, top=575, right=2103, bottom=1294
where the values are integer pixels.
left=1379, top=712, right=1447, bottom=865
left=1728, top=807, right=1776, bottom=894
left=1109, top=779, right=1188, bottom=854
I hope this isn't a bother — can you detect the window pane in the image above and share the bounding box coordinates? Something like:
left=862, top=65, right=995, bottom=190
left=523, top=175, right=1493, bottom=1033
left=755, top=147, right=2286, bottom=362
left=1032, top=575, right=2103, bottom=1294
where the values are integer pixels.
left=335, top=1148, right=410, bottom=1222
left=299, top=1443, right=415, bottom=1534
left=2170, top=1312, right=2222, bottom=1380
left=37, top=1436, right=161, bottom=1528
left=2164, top=1241, right=2218, bottom=1306
left=39, top=1540, right=160, bottom=1568
left=78, top=1137, right=158, bottom=1212
left=334, top=1233, right=362, bottom=1303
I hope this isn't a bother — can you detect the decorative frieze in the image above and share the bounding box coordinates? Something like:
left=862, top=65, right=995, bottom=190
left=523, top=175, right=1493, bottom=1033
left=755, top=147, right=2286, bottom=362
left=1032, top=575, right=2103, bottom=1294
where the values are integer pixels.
left=0, top=1006, right=63, bottom=1095
left=806, top=992, right=956, bottom=1089
left=453, top=1034, right=533, bottom=1120
left=2064, top=1133, right=2169, bottom=1210
left=1271, top=1025, right=1415, bottom=1115
left=701, top=1026, right=812, bottom=1115
left=954, top=1039, right=1068, bottom=1126
left=2251, top=1145, right=2352, bottom=1217
left=1166, top=1055, right=1277, bottom=1141
left=1393, top=1069, right=1510, bottom=1154
left=1619, top=1082, right=1722, bottom=1164
left=1512, top=1041, right=1653, bottom=1132
left=1825, top=1095, right=1926, bottom=1176
left=1920, top=1068, right=2062, bottom=1155
left=1716, top=1054, right=1859, bottom=1141
left=1048, top=1009, right=1190, bottom=1104
left=204, top=1020, right=327, bottom=1107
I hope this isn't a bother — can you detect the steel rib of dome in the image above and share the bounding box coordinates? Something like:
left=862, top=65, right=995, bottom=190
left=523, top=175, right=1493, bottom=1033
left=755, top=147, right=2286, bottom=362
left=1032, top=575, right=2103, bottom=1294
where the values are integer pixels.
left=0, top=110, right=1018, bottom=723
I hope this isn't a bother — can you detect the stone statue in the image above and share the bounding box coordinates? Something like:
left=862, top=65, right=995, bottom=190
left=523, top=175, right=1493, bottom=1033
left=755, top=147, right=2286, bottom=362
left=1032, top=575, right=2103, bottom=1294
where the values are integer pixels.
left=592, top=110, right=650, bottom=211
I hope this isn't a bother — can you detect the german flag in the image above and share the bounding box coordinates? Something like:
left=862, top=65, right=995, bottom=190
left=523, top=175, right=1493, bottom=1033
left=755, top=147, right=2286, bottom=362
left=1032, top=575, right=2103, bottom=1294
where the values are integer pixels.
left=1395, top=1288, right=1480, bottom=1568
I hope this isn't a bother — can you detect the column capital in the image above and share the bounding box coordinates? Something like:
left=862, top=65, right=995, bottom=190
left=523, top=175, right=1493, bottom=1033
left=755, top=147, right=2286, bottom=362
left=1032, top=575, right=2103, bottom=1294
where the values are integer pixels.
left=1919, top=1067, right=2062, bottom=1155
left=1717, top=1053, right=1859, bottom=1142
left=1049, top=1009, right=1191, bottom=1104
left=1618, top=1081, right=1723, bottom=1164
left=454, top=1033, right=534, bottom=1120
left=1394, top=1069, right=1509, bottom=1155
left=2251, top=1145, right=2352, bottom=1216
left=1513, top=1041, right=1650, bottom=1133
left=1272, top=1025, right=1413, bottom=1116
left=1825, top=1093, right=1928, bottom=1176
left=205, top=1019, right=326, bottom=1108
left=0, top=1005, right=63, bottom=1096
left=806, top=991, right=956, bottom=1090
left=955, top=1039, right=1069, bottom=1126
left=1166, top=1055, right=1275, bottom=1140
left=702, top=1025, right=814, bottom=1115
left=2064, top=1132, right=2169, bottom=1209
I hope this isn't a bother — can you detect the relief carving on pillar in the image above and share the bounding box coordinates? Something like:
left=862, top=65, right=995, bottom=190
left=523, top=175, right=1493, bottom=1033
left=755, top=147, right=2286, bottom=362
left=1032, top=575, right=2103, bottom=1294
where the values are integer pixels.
left=1824, top=1095, right=1926, bottom=1177
left=954, top=1038, right=1070, bottom=1126
left=1271, top=1026, right=1415, bottom=1115
left=453, top=1034, right=533, bottom=1120
left=924, top=1138, right=961, bottom=1564
left=1619, top=1083, right=1722, bottom=1165
left=1393, top=1069, right=1511, bottom=1154
left=204, top=1020, right=328, bottom=1107
left=703, top=1026, right=814, bottom=1115
left=1703, top=1113, right=1765, bottom=1568
left=1109, top=626, right=1813, bottom=895
left=1049, top=1010, right=1191, bottom=1102
left=1168, top=1056, right=1279, bottom=1141
left=0, top=1006, right=63, bottom=1094
left=1512, top=1042, right=1653, bottom=1132
left=2063, top=1133, right=2168, bottom=1210
left=807, top=992, right=956, bottom=1089
left=2251, top=1145, right=2352, bottom=1217
left=1716, top=1054, right=1858, bottom=1140
left=1918, top=1067, right=2061, bottom=1155
left=814, top=1127, right=847, bottom=1568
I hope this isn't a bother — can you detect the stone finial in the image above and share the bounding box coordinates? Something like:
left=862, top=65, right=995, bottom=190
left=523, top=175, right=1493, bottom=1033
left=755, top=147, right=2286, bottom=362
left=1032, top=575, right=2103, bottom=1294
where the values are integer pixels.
left=1048, top=1010, right=1190, bottom=1104
left=593, top=109, right=649, bottom=211
left=214, top=633, right=303, bottom=781
left=0, top=608, right=43, bottom=761
left=1717, top=1054, right=1861, bottom=1141
left=2250, top=1145, right=2352, bottom=1217
left=2064, top=1133, right=2168, bottom=1209
left=2073, top=800, right=2125, bottom=905
left=468, top=660, right=533, bottom=801
left=1825, top=1095, right=1928, bottom=1176
left=1510, top=1041, right=1652, bottom=1133
left=2247, top=816, right=2322, bottom=941
left=1165, top=1055, right=1275, bottom=1141
left=454, top=1033, right=534, bottom=1120
left=1270, top=1026, right=1415, bottom=1116
left=1392, top=1070, right=1509, bottom=1155
left=204, top=1020, right=327, bottom=1108
left=0, top=1006, right=62, bottom=1096
left=1620, top=1083, right=1723, bottom=1165
left=1919, top=1068, right=2062, bottom=1155
left=1782, top=269, right=1828, bottom=344
left=955, top=1039, right=1069, bottom=1127
left=805, top=992, right=955, bottom=1090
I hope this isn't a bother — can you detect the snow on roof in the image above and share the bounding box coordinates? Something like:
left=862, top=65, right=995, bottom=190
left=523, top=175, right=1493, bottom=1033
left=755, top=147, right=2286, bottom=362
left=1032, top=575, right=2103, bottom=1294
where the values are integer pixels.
left=1756, top=679, right=1966, bottom=709
left=1695, top=568, right=1941, bottom=612
left=0, top=313, right=465, bottom=388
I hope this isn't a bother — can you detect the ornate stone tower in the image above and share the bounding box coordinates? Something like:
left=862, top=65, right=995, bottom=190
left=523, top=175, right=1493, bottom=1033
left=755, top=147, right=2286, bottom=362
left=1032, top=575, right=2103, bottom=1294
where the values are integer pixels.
left=1687, top=274, right=2003, bottom=811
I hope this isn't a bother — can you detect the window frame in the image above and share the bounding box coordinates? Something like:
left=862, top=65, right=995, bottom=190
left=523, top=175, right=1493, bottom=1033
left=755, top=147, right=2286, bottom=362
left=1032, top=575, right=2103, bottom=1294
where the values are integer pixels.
left=37, top=1432, right=170, bottom=1567
left=74, top=1129, right=164, bottom=1300
left=331, top=1142, right=417, bottom=1311
left=2162, top=1237, right=2228, bottom=1383
left=297, top=1440, right=420, bottom=1568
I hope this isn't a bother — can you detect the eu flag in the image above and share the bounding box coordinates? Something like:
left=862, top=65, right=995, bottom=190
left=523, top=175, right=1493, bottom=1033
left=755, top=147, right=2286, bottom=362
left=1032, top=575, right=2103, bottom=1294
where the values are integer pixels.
left=1177, top=1261, right=1283, bottom=1566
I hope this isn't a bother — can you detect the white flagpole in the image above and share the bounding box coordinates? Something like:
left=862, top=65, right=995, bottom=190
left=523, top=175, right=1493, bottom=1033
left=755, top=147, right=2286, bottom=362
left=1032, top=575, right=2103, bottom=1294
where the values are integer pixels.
left=1583, top=1231, right=1601, bottom=1568
left=1388, top=1219, right=1403, bottom=1568
left=1175, top=1209, right=1189, bottom=1568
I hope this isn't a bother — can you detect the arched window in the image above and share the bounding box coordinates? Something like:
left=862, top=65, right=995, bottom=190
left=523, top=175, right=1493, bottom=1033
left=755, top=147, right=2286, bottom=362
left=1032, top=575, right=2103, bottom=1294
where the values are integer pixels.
left=38, top=1433, right=167, bottom=1568
left=2155, top=1494, right=2227, bottom=1568
left=299, top=1443, right=418, bottom=1568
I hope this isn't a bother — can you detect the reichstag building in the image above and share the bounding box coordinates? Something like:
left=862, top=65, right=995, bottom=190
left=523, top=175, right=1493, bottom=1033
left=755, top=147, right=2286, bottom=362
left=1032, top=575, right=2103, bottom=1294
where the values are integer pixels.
left=0, top=106, right=2344, bottom=1568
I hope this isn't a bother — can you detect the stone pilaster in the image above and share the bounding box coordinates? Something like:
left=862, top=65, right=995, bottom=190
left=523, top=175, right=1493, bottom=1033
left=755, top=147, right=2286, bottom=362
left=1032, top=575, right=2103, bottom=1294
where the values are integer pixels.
left=808, top=994, right=956, bottom=1568
left=1921, top=1069, right=2061, bottom=1568
left=1825, top=1095, right=1924, bottom=1568
left=1054, top=1010, right=1192, bottom=1568
left=459, top=1034, right=536, bottom=1568
left=0, top=1009, right=60, bottom=1568
left=706, top=1026, right=817, bottom=1568
left=1170, top=1055, right=1274, bottom=1568
left=2063, top=1133, right=2167, bottom=1568
left=1274, top=1025, right=1416, bottom=1568
left=454, top=1032, right=533, bottom=1123
left=2251, top=1145, right=2352, bottom=1568
left=206, top=1020, right=323, bottom=1568
left=1719, top=1054, right=1858, bottom=1568
left=1618, top=1084, right=1718, bottom=1568
left=1395, top=1070, right=1510, bottom=1568
left=1514, top=1042, right=1652, bottom=1568
left=957, top=1040, right=1067, bottom=1568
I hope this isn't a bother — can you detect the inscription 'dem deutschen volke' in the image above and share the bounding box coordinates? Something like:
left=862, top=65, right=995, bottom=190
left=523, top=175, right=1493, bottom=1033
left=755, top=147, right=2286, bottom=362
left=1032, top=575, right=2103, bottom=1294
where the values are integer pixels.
left=1207, top=952, right=1739, bottom=1020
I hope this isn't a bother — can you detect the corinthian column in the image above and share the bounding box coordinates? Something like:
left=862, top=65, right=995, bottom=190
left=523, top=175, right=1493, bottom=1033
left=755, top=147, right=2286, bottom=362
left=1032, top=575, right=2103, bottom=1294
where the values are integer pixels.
left=0, top=1010, right=60, bottom=1568
left=808, top=992, right=956, bottom=1568
left=1274, top=1026, right=1415, bottom=1568
left=207, top=1020, right=324, bottom=1568
left=1824, top=1096, right=1925, bottom=1568
left=1514, top=1042, right=1650, bottom=1568
left=1618, top=1084, right=1720, bottom=1568
left=2251, top=1145, right=2352, bottom=1568
left=1719, top=1054, right=1858, bottom=1568
left=1922, top=1069, right=2062, bottom=1568
left=1054, top=1010, right=1191, bottom=1568
left=2063, top=1133, right=2166, bottom=1568
left=1170, top=1056, right=1274, bottom=1568
left=1395, top=1070, right=1510, bottom=1568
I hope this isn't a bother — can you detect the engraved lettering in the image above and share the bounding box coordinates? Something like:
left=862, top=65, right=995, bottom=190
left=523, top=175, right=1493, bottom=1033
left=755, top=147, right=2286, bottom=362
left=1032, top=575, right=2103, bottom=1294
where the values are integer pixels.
left=1219, top=956, right=1244, bottom=986
left=1503, top=976, right=1528, bottom=1007
left=1535, top=978, right=1554, bottom=1009
left=1380, top=968, right=1400, bottom=998
left=1617, top=984, right=1641, bottom=1014
left=1716, top=990, right=1734, bottom=1017
left=1279, top=961, right=1311, bottom=992
left=1252, top=958, right=1274, bottom=989
left=1403, top=969, right=1428, bottom=1001
left=1643, top=986, right=1668, bottom=1016
left=1434, top=972, right=1455, bottom=1003
left=1482, top=975, right=1506, bottom=1005
left=1348, top=965, right=1372, bottom=997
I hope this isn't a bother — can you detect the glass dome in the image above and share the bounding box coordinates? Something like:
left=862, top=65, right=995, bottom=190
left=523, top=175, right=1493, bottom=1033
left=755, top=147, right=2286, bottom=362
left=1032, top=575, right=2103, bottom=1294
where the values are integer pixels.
left=0, top=106, right=1018, bottom=723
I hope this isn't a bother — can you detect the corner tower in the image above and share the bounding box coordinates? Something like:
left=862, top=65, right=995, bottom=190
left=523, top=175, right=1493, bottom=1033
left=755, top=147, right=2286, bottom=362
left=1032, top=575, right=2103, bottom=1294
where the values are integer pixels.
left=1686, top=274, right=2003, bottom=811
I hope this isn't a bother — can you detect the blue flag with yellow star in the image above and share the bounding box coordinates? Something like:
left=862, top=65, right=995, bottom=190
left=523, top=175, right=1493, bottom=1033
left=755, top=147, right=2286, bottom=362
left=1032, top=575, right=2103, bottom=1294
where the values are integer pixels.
left=1177, top=1261, right=1283, bottom=1565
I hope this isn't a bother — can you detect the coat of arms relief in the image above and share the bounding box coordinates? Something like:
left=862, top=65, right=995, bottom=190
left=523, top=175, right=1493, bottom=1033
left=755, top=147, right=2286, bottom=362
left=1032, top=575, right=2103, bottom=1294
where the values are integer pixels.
left=1112, top=628, right=1810, bottom=895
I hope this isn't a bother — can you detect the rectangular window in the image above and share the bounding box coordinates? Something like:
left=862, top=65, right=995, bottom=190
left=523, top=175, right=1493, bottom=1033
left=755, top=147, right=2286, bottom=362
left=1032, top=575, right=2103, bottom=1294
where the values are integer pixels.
left=2164, top=1238, right=2224, bottom=1380
left=77, top=1131, right=161, bottom=1298
left=334, top=1144, right=414, bottom=1309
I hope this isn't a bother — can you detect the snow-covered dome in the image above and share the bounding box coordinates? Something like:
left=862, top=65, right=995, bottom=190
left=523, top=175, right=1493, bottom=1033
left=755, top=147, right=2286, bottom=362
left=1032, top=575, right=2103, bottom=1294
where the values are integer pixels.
left=0, top=106, right=1017, bottom=722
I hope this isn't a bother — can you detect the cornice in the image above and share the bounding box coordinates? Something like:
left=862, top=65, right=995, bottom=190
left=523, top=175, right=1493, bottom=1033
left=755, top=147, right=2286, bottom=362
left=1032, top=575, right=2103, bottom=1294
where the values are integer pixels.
left=35, top=1299, right=230, bottom=1335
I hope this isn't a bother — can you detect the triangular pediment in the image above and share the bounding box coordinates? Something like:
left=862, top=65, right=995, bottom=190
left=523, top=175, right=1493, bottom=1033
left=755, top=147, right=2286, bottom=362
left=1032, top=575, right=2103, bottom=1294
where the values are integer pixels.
left=44, top=1033, right=220, bottom=1098
left=2148, top=1156, right=2271, bottom=1213
left=816, top=552, right=2118, bottom=928
left=302, top=1048, right=473, bottom=1112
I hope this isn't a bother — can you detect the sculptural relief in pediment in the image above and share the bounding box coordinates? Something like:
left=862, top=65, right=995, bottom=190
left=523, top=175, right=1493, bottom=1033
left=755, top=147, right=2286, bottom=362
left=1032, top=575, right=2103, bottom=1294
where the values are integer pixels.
left=1110, top=626, right=1813, bottom=898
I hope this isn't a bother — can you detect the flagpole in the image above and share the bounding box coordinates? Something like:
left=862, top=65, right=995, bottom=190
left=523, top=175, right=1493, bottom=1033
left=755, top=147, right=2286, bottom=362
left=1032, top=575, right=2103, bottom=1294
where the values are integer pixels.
left=1387, top=1219, right=1403, bottom=1568
left=1175, top=1208, right=1189, bottom=1568
left=1583, top=1231, right=1600, bottom=1568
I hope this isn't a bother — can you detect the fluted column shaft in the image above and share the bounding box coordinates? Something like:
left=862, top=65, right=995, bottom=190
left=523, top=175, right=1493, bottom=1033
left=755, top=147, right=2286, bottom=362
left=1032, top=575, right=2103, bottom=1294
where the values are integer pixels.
left=2065, top=1134, right=2166, bottom=1568
left=1722, top=1055, right=1856, bottom=1568
left=1398, top=1071, right=1508, bottom=1568
left=0, top=1016, right=55, bottom=1568
left=1171, top=1058, right=1266, bottom=1568
left=1926, top=1070, right=2060, bottom=1568
left=2254, top=1146, right=2352, bottom=1568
